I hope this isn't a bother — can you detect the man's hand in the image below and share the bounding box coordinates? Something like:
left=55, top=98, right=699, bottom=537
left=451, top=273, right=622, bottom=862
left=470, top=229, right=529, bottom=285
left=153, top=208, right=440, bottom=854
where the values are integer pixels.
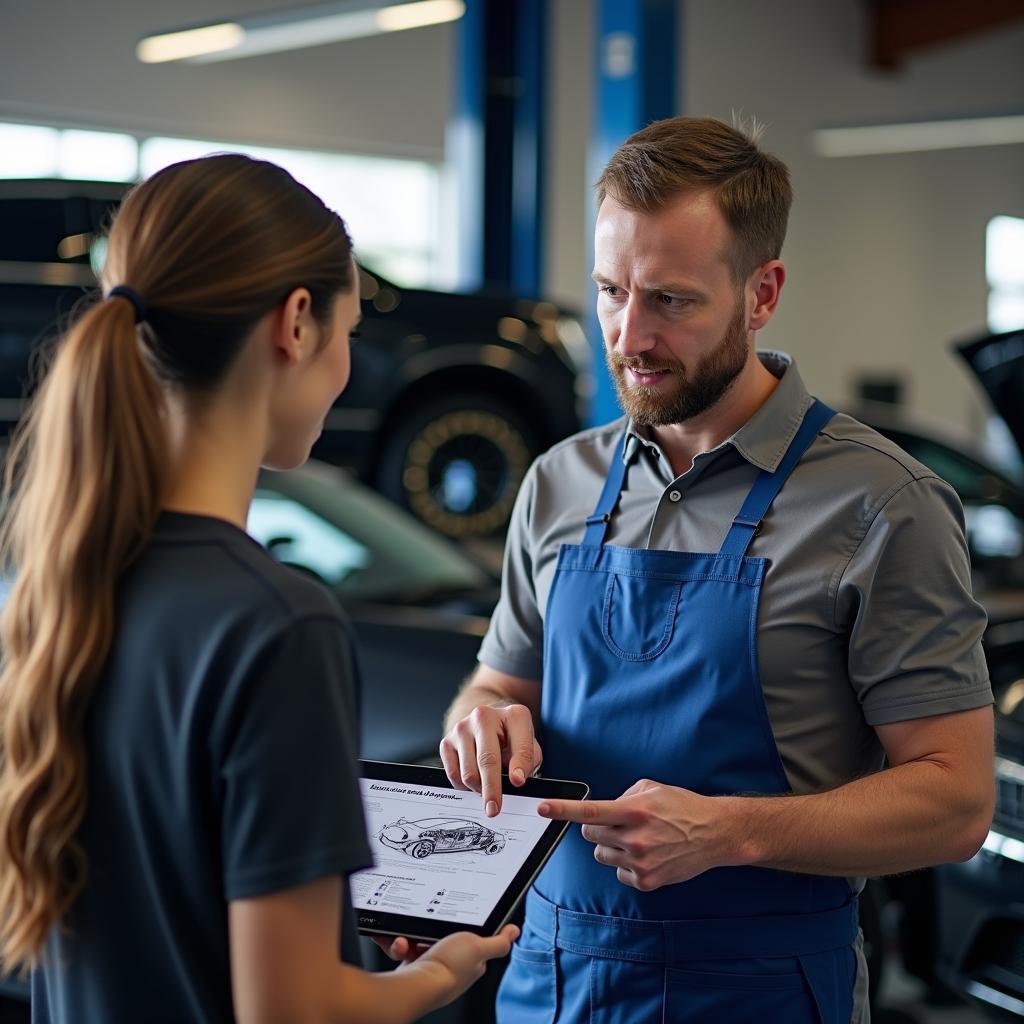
left=539, top=778, right=743, bottom=890
left=439, top=703, right=543, bottom=817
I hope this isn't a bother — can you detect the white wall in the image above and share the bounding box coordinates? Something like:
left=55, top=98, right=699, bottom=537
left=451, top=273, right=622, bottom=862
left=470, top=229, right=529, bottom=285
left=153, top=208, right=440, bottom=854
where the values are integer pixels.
left=0, top=0, right=453, bottom=159
left=3, top=0, right=1023, bottom=431
left=542, top=0, right=1024, bottom=432
left=686, top=0, right=1024, bottom=430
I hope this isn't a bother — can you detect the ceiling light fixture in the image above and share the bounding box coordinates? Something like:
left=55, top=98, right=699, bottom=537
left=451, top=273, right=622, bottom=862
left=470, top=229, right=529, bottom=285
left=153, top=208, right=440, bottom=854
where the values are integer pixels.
left=812, top=114, right=1024, bottom=157
left=137, top=0, right=465, bottom=65
left=136, top=23, right=247, bottom=64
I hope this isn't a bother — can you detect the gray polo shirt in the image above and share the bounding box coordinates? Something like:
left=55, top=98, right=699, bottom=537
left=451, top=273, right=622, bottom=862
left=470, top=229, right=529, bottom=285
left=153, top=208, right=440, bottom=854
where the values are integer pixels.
left=479, top=351, right=993, bottom=795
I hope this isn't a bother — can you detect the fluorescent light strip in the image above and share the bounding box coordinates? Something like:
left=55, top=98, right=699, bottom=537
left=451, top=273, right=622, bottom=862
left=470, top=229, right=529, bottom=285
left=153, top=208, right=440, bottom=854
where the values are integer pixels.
left=193, top=11, right=380, bottom=61
left=377, top=0, right=463, bottom=31
left=137, top=23, right=245, bottom=64
left=812, top=115, right=1024, bottom=157
left=138, top=0, right=464, bottom=65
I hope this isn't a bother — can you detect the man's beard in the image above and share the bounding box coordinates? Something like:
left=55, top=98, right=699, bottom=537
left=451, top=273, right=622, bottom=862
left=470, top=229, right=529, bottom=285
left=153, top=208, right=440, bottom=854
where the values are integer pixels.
left=606, top=302, right=750, bottom=427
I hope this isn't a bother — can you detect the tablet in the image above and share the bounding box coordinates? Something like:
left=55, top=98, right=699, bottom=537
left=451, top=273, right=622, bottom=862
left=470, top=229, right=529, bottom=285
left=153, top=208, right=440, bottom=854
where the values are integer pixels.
left=353, top=760, right=589, bottom=942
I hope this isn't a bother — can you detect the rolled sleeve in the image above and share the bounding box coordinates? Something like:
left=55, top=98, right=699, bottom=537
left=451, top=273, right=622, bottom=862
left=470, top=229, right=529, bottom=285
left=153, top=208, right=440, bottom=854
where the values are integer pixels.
left=837, top=475, right=993, bottom=725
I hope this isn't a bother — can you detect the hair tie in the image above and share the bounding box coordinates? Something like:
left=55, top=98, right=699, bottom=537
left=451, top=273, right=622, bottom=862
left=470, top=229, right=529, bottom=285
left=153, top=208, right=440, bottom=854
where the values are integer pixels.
left=108, top=286, right=147, bottom=325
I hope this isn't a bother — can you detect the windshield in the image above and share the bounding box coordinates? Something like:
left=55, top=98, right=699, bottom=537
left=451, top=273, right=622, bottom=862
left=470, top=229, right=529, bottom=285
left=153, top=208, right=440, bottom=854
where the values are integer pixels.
left=247, top=462, right=490, bottom=602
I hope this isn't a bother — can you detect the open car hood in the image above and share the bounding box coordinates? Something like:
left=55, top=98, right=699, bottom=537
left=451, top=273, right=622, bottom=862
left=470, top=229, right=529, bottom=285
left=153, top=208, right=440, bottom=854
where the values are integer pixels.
left=956, top=328, right=1024, bottom=461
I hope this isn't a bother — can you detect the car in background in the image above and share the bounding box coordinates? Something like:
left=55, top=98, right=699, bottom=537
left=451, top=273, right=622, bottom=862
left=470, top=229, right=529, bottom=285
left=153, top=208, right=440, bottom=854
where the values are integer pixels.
left=843, top=397, right=1024, bottom=1016
left=246, top=460, right=500, bottom=763
left=919, top=327, right=1024, bottom=1021
left=850, top=328, right=1024, bottom=1020
left=939, top=610, right=1024, bottom=1021
left=0, top=178, right=591, bottom=538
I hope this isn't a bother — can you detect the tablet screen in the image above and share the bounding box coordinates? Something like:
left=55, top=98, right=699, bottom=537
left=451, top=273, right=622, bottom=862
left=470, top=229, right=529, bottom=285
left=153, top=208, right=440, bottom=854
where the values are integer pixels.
left=353, top=761, right=588, bottom=941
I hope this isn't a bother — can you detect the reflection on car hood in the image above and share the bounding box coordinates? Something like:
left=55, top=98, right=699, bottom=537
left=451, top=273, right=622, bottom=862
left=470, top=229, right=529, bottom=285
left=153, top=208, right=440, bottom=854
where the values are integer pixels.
left=956, top=328, right=1024, bottom=462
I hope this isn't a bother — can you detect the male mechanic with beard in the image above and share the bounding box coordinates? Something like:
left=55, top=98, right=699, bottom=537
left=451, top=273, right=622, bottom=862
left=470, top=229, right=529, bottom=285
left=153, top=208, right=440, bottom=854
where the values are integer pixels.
left=440, top=116, right=995, bottom=1023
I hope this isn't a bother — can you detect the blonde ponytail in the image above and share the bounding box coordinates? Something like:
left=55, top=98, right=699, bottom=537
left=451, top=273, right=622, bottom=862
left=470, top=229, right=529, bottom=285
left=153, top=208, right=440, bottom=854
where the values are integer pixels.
left=0, top=153, right=352, bottom=971
left=0, top=296, right=167, bottom=969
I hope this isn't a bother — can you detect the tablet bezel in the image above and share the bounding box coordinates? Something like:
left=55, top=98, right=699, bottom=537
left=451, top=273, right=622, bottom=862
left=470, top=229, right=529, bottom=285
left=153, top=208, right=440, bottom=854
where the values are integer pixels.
left=355, top=760, right=588, bottom=943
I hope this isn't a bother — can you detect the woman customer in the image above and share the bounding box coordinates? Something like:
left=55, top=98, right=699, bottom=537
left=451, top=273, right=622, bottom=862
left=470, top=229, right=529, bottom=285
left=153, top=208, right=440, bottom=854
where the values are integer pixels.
left=0, top=153, right=514, bottom=1022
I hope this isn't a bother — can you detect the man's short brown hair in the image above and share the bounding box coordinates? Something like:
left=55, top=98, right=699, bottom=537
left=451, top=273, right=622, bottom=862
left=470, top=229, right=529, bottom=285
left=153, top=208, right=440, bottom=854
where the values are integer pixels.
left=595, top=116, right=792, bottom=283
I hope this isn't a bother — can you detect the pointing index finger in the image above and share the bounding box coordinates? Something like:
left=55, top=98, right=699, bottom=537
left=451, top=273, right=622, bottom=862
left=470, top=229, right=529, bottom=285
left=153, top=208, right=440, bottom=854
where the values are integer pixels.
left=537, top=798, right=631, bottom=825
left=472, top=721, right=504, bottom=817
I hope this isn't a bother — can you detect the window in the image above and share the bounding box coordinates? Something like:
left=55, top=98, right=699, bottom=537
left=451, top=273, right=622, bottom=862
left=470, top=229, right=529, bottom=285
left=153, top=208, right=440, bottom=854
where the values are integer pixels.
left=139, top=136, right=441, bottom=287
left=987, top=215, right=1024, bottom=332
left=0, top=120, right=443, bottom=287
left=0, top=123, right=137, bottom=182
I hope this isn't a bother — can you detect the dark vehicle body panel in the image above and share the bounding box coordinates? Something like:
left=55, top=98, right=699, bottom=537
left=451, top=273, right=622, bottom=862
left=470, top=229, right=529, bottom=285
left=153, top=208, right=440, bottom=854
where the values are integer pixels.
left=0, top=179, right=588, bottom=537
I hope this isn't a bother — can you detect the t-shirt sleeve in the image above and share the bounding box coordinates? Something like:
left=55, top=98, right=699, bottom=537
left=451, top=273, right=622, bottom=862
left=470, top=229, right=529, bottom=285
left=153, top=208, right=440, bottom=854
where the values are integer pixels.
left=215, top=615, right=372, bottom=901
left=835, top=474, right=993, bottom=725
left=477, top=461, right=545, bottom=680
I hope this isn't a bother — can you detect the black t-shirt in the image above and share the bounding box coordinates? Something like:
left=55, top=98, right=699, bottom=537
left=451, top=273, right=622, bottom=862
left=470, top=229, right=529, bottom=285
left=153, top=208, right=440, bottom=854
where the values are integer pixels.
left=31, top=512, right=373, bottom=1023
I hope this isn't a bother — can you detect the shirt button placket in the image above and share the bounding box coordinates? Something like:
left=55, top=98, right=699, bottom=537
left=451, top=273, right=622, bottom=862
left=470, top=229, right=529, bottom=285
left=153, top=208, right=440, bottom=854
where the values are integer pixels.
left=668, top=489, right=682, bottom=503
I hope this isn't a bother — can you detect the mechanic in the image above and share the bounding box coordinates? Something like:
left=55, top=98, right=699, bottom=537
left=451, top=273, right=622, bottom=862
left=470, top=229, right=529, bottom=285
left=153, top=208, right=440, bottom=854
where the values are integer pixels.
left=440, top=116, right=995, bottom=1023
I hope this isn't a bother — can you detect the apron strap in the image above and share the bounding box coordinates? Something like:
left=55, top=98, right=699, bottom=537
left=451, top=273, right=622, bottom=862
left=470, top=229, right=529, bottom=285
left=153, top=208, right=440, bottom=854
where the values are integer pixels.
left=718, top=399, right=836, bottom=558
left=582, top=431, right=629, bottom=546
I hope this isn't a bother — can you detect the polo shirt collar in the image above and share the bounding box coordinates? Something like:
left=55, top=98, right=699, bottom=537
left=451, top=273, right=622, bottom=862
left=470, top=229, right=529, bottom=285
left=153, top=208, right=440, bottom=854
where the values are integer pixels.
left=624, top=350, right=814, bottom=473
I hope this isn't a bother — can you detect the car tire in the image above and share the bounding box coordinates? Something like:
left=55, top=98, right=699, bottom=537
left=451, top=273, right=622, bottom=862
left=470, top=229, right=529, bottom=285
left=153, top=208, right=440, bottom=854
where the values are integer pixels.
left=378, top=392, right=537, bottom=539
left=409, top=841, right=435, bottom=859
left=485, top=842, right=503, bottom=855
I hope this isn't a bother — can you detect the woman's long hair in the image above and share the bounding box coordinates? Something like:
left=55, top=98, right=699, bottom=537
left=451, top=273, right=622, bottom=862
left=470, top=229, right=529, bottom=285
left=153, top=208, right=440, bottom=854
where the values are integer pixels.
left=0, top=154, right=354, bottom=969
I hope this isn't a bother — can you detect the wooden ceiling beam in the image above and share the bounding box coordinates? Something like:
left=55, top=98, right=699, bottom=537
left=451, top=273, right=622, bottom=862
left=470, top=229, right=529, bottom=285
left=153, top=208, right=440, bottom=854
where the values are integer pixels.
left=869, top=0, right=1024, bottom=70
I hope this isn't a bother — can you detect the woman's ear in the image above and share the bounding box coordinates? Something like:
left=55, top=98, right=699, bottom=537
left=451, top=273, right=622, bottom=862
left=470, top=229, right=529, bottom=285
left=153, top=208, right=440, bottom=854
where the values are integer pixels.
left=274, top=287, right=315, bottom=366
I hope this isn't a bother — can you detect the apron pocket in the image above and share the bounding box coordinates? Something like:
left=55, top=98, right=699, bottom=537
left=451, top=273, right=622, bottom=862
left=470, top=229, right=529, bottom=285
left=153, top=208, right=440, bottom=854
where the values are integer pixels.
left=590, top=956, right=669, bottom=1024
left=797, top=948, right=857, bottom=1024
left=664, top=964, right=823, bottom=1023
left=602, top=574, right=682, bottom=661
left=496, top=942, right=557, bottom=1023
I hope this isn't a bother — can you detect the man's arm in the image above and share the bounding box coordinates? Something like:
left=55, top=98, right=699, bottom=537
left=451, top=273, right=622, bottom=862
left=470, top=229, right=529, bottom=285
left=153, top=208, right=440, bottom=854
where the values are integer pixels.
left=539, top=705, right=994, bottom=889
left=440, top=664, right=542, bottom=816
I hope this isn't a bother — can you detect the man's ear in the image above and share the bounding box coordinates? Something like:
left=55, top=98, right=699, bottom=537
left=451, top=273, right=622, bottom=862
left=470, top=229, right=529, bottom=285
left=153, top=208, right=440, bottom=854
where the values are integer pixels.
left=274, top=287, right=315, bottom=366
left=748, top=261, right=785, bottom=332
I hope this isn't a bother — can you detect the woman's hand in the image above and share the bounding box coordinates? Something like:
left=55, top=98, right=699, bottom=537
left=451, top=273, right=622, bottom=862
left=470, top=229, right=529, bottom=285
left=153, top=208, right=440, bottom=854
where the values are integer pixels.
left=371, top=934, right=429, bottom=963
left=411, top=925, right=519, bottom=1007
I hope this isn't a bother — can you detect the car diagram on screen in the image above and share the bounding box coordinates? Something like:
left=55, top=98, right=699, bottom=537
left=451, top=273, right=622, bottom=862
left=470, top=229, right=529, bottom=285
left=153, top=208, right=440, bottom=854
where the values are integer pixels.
left=377, top=817, right=507, bottom=859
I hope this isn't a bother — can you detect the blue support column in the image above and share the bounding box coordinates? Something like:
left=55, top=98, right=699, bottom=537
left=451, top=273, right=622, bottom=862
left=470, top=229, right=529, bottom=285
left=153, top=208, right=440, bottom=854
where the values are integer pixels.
left=588, top=0, right=679, bottom=426
left=510, top=0, right=545, bottom=295
left=451, top=0, right=546, bottom=294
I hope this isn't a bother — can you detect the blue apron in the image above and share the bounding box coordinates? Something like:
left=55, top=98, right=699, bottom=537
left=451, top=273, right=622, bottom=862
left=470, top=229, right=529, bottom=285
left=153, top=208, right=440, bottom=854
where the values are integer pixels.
left=496, top=400, right=860, bottom=1023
